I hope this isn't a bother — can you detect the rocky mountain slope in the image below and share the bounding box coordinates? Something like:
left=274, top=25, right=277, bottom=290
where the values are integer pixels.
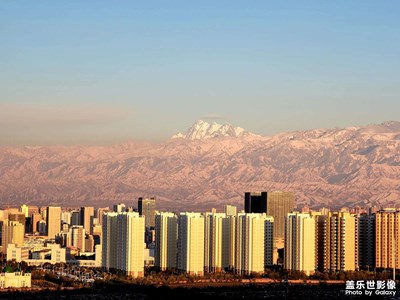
left=0, top=121, right=399, bottom=210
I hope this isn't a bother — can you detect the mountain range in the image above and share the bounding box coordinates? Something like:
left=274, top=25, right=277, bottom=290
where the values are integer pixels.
left=172, top=120, right=258, bottom=140
left=1, top=120, right=399, bottom=211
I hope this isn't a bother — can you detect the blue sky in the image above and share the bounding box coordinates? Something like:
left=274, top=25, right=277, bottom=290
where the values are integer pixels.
left=1, top=1, right=399, bottom=145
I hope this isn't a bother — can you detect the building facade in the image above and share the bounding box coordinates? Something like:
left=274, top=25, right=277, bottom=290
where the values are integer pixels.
left=244, top=191, right=294, bottom=259
left=102, top=212, right=144, bottom=277
left=358, top=213, right=376, bottom=270
left=313, top=211, right=356, bottom=272
left=102, top=212, right=118, bottom=271
left=138, top=197, right=156, bottom=228
left=284, top=212, right=316, bottom=275
left=235, top=213, right=270, bottom=274
left=46, top=206, right=61, bottom=239
left=154, top=212, right=178, bottom=271
left=177, top=213, right=205, bottom=275
left=61, top=211, right=71, bottom=225
left=264, top=216, right=274, bottom=267
left=375, top=209, right=400, bottom=269
left=31, top=213, right=42, bottom=234
left=221, top=215, right=236, bottom=270
left=112, top=203, right=125, bottom=213
left=204, top=213, right=225, bottom=273
left=80, top=207, right=94, bottom=235
left=0, top=272, right=31, bottom=288
left=6, top=244, right=29, bottom=262
left=69, top=225, right=86, bottom=252
left=117, top=212, right=145, bottom=277
left=2, top=221, right=24, bottom=254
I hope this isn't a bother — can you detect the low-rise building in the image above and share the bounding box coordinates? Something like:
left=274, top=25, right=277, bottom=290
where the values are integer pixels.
left=67, top=244, right=102, bottom=267
left=6, top=244, right=29, bottom=262
left=0, top=272, right=31, bottom=288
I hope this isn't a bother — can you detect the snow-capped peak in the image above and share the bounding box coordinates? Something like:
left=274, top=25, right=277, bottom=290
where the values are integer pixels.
left=171, top=120, right=259, bottom=140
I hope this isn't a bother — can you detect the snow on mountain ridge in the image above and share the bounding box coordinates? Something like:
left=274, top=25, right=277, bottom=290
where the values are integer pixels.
left=172, top=120, right=258, bottom=140
left=1, top=120, right=399, bottom=210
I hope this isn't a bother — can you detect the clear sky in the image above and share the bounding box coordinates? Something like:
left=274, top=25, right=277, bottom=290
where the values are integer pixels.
left=1, top=1, right=399, bottom=145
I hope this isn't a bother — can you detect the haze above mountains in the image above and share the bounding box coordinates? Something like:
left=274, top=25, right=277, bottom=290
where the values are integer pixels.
left=1, top=120, right=399, bottom=210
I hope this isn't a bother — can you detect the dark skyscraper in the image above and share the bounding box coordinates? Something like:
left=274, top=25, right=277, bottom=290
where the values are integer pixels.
left=244, top=192, right=268, bottom=213
left=138, top=197, right=156, bottom=228
left=244, top=191, right=294, bottom=263
left=71, top=211, right=80, bottom=226
left=80, top=206, right=94, bottom=234
left=244, top=191, right=294, bottom=240
left=358, top=213, right=376, bottom=270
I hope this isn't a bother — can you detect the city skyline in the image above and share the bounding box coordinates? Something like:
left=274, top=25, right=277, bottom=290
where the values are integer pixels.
left=1, top=2, right=399, bottom=297
left=1, top=1, right=400, bottom=145
left=0, top=195, right=399, bottom=297
left=2, top=202, right=399, bottom=271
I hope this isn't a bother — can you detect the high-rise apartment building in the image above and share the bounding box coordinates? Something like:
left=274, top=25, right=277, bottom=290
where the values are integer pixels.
left=375, top=209, right=400, bottom=269
left=71, top=211, right=80, bottom=226
left=68, top=225, right=85, bottom=252
left=2, top=221, right=24, bottom=254
left=314, top=211, right=356, bottom=272
left=61, top=211, right=71, bottom=225
left=264, top=216, right=274, bottom=267
left=80, top=207, right=94, bottom=234
left=284, top=212, right=316, bottom=275
left=204, top=213, right=226, bottom=273
left=328, top=212, right=356, bottom=271
left=102, top=212, right=118, bottom=270
left=235, top=213, right=272, bottom=274
left=113, top=203, right=126, bottom=213
left=155, top=212, right=178, bottom=271
left=355, top=215, right=359, bottom=270
left=117, top=212, right=145, bottom=277
left=244, top=191, right=294, bottom=254
left=46, top=206, right=61, bottom=239
left=85, top=235, right=95, bottom=252
left=312, top=212, right=326, bottom=272
left=358, top=213, right=376, bottom=270
left=38, top=220, right=47, bottom=235
left=96, top=207, right=109, bottom=226
left=138, top=197, right=156, bottom=228
left=31, top=213, right=41, bottom=234
left=177, top=212, right=205, bottom=275
left=222, top=215, right=236, bottom=270
left=102, top=212, right=145, bottom=277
